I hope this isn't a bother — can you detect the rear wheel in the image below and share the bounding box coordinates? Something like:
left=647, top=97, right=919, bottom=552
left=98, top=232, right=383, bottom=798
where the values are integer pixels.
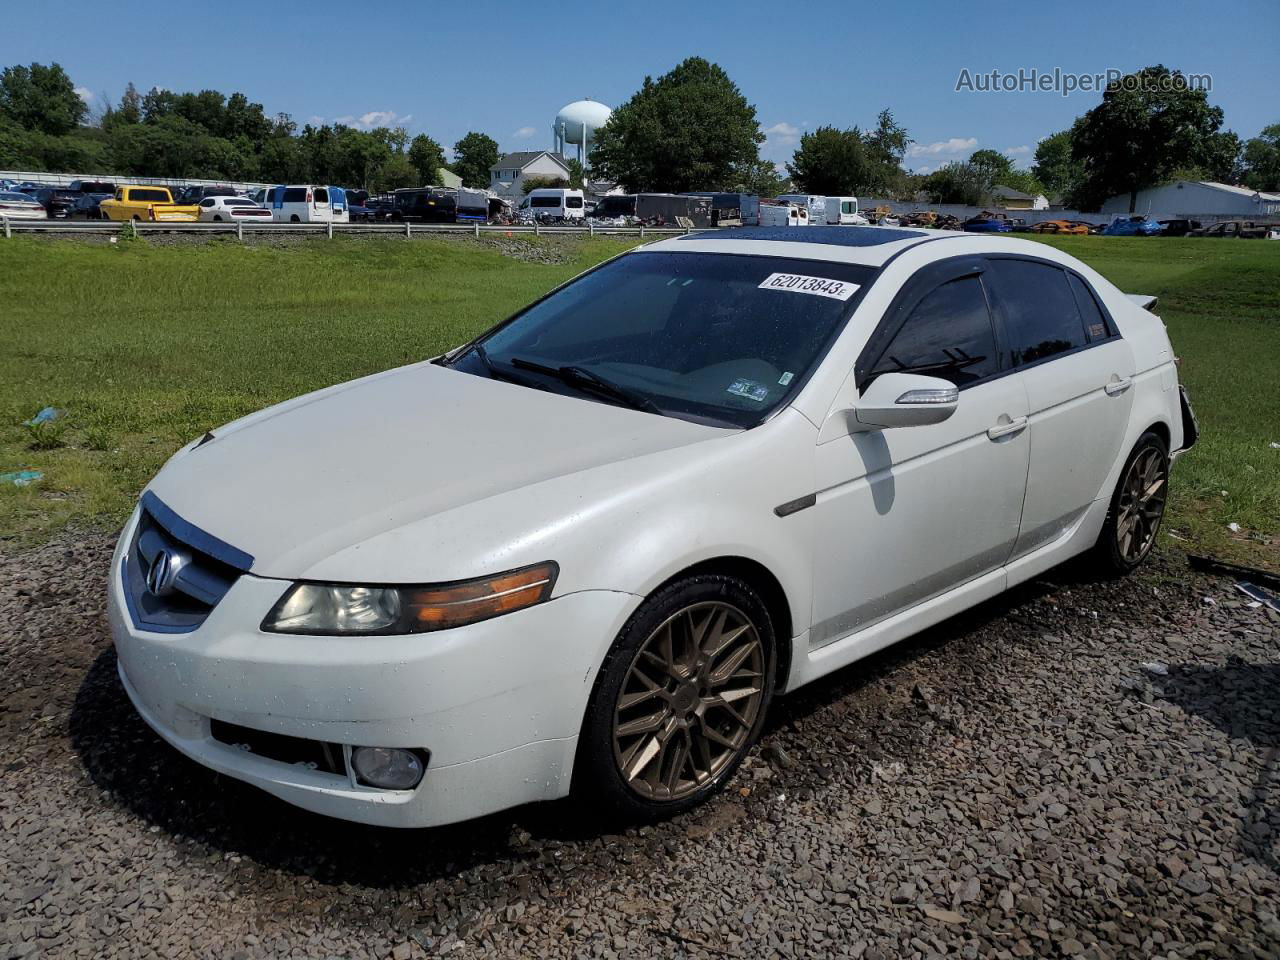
left=575, top=575, right=776, bottom=822
left=1094, top=431, right=1169, bottom=574
left=290, top=214, right=300, bottom=223
left=212, top=215, right=222, bottom=222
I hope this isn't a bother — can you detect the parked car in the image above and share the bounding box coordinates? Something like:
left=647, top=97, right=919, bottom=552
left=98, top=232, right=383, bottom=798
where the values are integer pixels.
left=1158, top=219, right=1202, bottom=237
left=0, top=190, right=47, bottom=219
left=176, top=185, right=240, bottom=206
left=108, top=225, right=1196, bottom=828
left=1103, top=216, right=1161, bottom=237
left=99, top=186, right=200, bottom=222
left=31, top=187, right=80, bottom=219
left=364, top=196, right=397, bottom=221
left=67, top=180, right=117, bottom=219
left=1187, top=219, right=1268, bottom=239
left=1031, top=219, right=1089, bottom=236
left=196, top=197, right=272, bottom=222
left=264, top=185, right=350, bottom=223
left=392, top=187, right=487, bottom=224
left=962, top=214, right=1012, bottom=233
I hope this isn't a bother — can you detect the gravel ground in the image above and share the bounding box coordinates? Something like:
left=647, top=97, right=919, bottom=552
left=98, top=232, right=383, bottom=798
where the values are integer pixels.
left=1, top=532, right=1277, bottom=959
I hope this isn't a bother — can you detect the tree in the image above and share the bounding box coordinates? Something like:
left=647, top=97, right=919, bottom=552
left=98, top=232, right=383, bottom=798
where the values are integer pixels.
left=591, top=57, right=763, bottom=192
left=921, top=163, right=989, bottom=206
left=0, top=62, right=85, bottom=135
left=378, top=153, right=418, bottom=191
left=565, top=157, right=586, bottom=189
left=728, top=158, right=786, bottom=196
left=1070, top=65, right=1240, bottom=211
left=522, top=175, right=570, bottom=193
left=1031, top=130, right=1083, bottom=201
left=864, top=109, right=911, bottom=174
left=999, top=169, right=1047, bottom=197
left=1242, top=124, right=1280, bottom=191
left=967, top=148, right=1014, bottom=185
left=787, top=126, right=870, bottom=195
left=407, top=133, right=447, bottom=185
left=452, top=131, right=499, bottom=188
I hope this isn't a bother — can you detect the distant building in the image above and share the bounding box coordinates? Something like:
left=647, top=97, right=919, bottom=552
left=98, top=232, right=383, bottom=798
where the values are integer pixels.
left=489, top=151, right=572, bottom=200
left=1101, top=180, right=1280, bottom=218
left=991, top=185, right=1049, bottom=210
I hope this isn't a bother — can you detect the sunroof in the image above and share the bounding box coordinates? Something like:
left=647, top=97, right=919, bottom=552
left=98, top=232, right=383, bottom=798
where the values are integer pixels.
left=679, top=225, right=928, bottom=246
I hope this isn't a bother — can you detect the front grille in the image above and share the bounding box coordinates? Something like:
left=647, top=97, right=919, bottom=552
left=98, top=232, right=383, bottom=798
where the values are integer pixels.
left=122, top=493, right=249, bottom=632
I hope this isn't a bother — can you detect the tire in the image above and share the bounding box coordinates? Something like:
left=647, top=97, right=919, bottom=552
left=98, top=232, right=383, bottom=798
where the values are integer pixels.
left=212, top=215, right=222, bottom=222
left=574, top=574, right=777, bottom=822
left=1093, top=431, right=1170, bottom=575
left=290, top=215, right=300, bottom=223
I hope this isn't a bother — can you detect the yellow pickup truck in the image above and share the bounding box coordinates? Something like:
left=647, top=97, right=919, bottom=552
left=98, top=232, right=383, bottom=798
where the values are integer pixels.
left=99, top=186, right=199, bottom=222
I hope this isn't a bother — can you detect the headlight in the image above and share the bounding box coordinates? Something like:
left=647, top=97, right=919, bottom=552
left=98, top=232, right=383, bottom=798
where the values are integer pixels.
left=261, top=562, right=558, bottom=635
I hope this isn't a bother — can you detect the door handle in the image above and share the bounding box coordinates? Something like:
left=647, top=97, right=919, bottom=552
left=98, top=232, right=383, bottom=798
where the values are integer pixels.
left=1104, top=377, right=1133, bottom=397
left=987, top=415, right=1028, bottom=440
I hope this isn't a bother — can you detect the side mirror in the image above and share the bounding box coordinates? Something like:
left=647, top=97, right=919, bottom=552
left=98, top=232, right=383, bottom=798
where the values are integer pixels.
left=852, top=372, right=958, bottom=430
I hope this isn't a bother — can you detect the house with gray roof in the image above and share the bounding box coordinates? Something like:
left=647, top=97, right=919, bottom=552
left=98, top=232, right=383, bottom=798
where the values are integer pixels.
left=489, top=151, right=573, bottom=200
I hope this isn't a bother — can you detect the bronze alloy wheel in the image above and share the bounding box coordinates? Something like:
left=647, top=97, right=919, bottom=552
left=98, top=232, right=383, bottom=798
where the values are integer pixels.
left=1115, top=445, right=1167, bottom=564
left=612, top=601, right=766, bottom=801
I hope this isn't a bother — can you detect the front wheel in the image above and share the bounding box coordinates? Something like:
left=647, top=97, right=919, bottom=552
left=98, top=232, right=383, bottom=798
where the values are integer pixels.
left=1094, top=431, right=1169, bottom=574
left=574, top=575, right=776, bottom=822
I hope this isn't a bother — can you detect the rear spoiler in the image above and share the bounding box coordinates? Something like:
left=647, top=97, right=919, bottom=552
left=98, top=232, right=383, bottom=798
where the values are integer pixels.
left=1126, top=293, right=1158, bottom=312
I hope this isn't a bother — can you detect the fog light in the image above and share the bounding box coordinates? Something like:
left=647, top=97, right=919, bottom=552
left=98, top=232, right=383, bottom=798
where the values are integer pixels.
left=350, top=746, right=426, bottom=790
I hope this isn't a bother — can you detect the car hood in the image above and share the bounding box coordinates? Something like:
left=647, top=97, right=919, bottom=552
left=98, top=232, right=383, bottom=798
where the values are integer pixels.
left=146, top=361, right=726, bottom=578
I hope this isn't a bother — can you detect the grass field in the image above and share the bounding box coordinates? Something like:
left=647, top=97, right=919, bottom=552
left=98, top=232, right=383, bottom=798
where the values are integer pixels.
left=0, top=233, right=1276, bottom=568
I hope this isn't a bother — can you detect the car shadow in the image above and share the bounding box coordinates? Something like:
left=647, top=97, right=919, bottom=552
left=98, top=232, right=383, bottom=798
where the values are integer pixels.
left=1157, top=661, right=1280, bottom=875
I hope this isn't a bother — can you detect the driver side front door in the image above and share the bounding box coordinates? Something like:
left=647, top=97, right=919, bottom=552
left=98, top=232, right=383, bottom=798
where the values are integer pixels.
left=809, top=259, right=1030, bottom=650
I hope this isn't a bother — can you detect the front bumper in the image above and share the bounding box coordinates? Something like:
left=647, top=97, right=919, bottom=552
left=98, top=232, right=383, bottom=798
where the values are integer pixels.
left=106, top=510, right=639, bottom=827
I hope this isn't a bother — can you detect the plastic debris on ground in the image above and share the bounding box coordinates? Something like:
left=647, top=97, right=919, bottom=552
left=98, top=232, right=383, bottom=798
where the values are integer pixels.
left=0, top=470, right=42, bottom=487
left=22, top=407, right=62, bottom=427
left=1141, top=662, right=1170, bottom=677
left=1236, top=582, right=1280, bottom=612
left=1227, top=522, right=1242, bottom=533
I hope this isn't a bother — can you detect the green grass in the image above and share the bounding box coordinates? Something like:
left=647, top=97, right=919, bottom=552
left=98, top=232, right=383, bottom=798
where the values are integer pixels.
left=0, top=233, right=1276, bottom=569
left=1032, top=237, right=1279, bottom=568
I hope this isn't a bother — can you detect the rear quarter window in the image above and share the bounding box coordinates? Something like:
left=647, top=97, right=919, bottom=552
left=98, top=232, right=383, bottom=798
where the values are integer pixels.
left=282, top=188, right=307, bottom=202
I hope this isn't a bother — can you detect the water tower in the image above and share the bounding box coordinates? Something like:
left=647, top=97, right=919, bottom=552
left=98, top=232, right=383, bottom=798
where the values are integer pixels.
left=553, top=99, right=612, bottom=166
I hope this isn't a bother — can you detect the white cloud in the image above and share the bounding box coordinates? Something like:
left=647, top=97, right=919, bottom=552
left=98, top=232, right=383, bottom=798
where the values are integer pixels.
left=332, top=110, right=413, bottom=129
left=1004, top=145, right=1031, bottom=155
left=907, top=137, right=978, bottom=158
left=761, top=121, right=802, bottom=163
left=74, top=86, right=94, bottom=103
left=512, top=126, right=537, bottom=139
left=915, top=165, right=932, bottom=174
left=308, top=115, right=325, bottom=125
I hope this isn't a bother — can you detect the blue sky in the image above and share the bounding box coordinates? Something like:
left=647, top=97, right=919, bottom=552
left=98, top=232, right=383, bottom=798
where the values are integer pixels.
left=3, top=0, right=1275, bottom=173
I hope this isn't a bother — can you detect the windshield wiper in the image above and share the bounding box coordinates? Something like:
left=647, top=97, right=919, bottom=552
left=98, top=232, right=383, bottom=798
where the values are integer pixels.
left=508, top=357, right=662, bottom=414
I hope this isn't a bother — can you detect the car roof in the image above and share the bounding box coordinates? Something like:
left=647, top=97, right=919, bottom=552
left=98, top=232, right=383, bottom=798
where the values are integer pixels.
left=645, top=225, right=943, bottom=267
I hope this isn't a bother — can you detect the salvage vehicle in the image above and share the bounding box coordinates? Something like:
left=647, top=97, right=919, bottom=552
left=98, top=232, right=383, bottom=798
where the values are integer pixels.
left=1103, top=215, right=1161, bottom=237
left=266, top=185, right=350, bottom=223
left=1187, top=219, right=1269, bottom=239
left=0, top=190, right=47, bottom=219
left=1030, top=219, right=1090, bottom=236
left=196, top=197, right=272, bottom=222
left=962, top=214, right=1012, bottom=233
left=1158, top=219, right=1202, bottom=237
left=109, top=225, right=1196, bottom=828
left=99, top=185, right=200, bottom=222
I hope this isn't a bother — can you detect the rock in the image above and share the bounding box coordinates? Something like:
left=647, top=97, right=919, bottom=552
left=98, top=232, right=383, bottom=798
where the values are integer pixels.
left=923, top=906, right=967, bottom=924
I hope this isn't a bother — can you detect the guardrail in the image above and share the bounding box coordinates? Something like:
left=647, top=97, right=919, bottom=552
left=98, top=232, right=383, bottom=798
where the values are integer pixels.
left=0, top=219, right=708, bottom=240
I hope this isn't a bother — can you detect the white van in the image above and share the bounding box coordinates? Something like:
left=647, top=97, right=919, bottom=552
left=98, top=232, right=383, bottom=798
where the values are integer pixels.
left=758, top=203, right=809, bottom=226
left=520, top=188, right=585, bottom=220
left=776, top=194, right=827, bottom=223
left=266, top=185, right=350, bottom=223
left=825, top=197, right=867, bottom=225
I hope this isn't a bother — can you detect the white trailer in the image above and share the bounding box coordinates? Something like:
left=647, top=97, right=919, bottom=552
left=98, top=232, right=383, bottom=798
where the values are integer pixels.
left=758, top=203, right=809, bottom=226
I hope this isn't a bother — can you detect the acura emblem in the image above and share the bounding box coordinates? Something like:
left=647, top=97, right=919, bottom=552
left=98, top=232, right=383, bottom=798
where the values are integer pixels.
left=146, top=548, right=188, bottom=597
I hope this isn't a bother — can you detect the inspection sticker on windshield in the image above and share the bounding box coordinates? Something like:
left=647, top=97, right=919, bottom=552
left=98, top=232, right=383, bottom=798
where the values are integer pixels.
left=758, top=273, right=859, bottom=301
left=727, top=378, right=770, bottom=403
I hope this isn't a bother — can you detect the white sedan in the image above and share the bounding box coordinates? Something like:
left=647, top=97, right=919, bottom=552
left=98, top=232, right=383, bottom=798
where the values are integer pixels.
left=0, top=190, right=48, bottom=219
left=196, top=196, right=272, bottom=222
left=107, top=226, right=1196, bottom=828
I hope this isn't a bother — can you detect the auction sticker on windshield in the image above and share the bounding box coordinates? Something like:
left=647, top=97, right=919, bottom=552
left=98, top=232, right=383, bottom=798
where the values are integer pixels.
left=758, top=273, right=860, bottom=301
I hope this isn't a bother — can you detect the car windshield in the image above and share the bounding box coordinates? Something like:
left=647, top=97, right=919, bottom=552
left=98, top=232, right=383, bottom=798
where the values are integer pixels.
left=454, top=251, right=876, bottom=428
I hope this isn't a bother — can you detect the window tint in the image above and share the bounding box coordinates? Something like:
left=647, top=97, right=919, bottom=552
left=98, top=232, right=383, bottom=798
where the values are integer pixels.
left=282, top=187, right=307, bottom=202
left=566, top=196, right=584, bottom=208
left=1067, top=273, right=1112, bottom=342
left=200, top=198, right=215, bottom=207
left=989, top=259, right=1087, bottom=365
left=132, top=188, right=169, bottom=202
left=314, top=187, right=329, bottom=203
left=530, top=196, right=559, bottom=207
left=870, top=275, right=998, bottom=387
